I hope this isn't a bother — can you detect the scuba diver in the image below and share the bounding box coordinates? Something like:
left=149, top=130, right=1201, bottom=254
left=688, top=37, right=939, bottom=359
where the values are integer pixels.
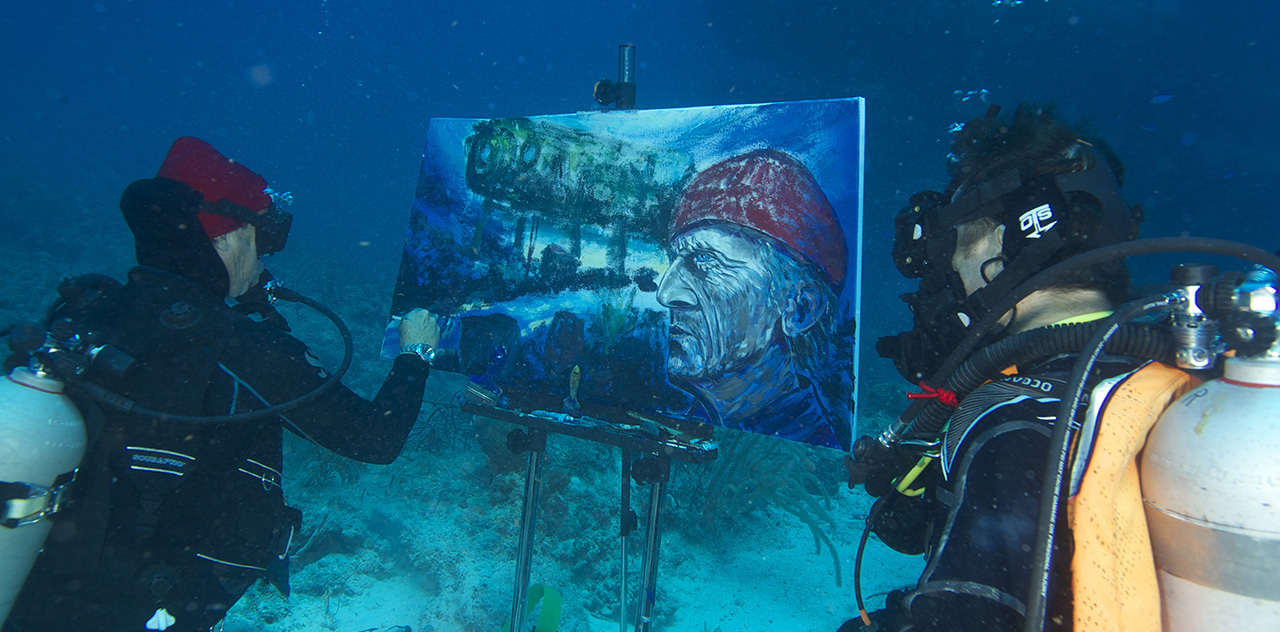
left=843, top=104, right=1198, bottom=631
left=2, top=137, right=441, bottom=632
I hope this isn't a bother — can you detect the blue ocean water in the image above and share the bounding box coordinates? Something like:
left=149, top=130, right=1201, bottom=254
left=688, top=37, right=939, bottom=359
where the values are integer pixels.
left=2, top=2, right=1277, bottom=631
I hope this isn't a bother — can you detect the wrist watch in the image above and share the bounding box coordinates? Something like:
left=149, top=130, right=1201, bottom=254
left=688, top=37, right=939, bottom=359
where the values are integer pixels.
left=399, top=342, right=436, bottom=365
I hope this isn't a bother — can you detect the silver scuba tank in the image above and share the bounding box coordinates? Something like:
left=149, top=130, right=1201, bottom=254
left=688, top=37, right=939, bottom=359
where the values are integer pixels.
left=1141, top=266, right=1280, bottom=630
left=0, top=366, right=87, bottom=625
left=1142, top=355, right=1280, bottom=629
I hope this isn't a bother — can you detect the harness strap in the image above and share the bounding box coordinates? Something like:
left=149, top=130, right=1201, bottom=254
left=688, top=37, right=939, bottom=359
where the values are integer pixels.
left=136, top=493, right=164, bottom=541
left=0, top=471, right=78, bottom=528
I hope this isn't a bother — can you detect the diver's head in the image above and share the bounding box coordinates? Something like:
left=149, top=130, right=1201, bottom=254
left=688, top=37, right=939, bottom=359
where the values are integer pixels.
left=878, top=104, right=1143, bottom=382
left=944, top=104, right=1138, bottom=305
left=121, top=137, right=291, bottom=298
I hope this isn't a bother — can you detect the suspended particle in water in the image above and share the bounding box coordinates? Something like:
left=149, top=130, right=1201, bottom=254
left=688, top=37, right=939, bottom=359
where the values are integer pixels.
left=250, top=64, right=273, bottom=86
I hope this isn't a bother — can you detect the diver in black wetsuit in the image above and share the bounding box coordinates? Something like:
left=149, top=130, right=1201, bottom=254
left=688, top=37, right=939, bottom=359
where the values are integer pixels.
left=845, top=105, right=1157, bottom=631
left=4, top=137, right=441, bottom=632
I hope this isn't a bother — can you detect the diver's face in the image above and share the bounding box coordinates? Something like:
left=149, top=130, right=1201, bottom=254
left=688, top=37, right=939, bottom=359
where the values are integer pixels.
left=218, top=224, right=263, bottom=299
left=657, top=225, right=782, bottom=381
left=951, top=222, right=1005, bottom=296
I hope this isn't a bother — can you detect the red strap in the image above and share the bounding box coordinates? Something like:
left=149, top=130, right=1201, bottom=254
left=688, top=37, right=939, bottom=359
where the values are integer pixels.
left=907, top=383, right=960, bottom=408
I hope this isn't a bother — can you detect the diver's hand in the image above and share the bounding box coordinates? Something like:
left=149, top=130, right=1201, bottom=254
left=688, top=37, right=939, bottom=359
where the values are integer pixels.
left=398, top=308, right=441, bottom=348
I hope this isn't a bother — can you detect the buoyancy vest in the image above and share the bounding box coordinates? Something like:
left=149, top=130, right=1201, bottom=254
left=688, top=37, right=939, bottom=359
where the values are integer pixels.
left=49, top=268, right=300, bottom=579
left=921, top=357, right=1197, bottom=631
left=1067, top=361, right=1200, bottom=632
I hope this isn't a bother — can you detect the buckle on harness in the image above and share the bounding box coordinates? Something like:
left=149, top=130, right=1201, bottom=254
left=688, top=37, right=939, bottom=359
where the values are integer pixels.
left=1, top=470, right=78, bottom=529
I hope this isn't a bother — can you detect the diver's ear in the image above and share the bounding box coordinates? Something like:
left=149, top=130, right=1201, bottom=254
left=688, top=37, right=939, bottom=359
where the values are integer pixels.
left=782, top=284, right=827, bottom=337
left=210, top=233, right=232, bottom=255
left=210, top=224, right=252, bottom=256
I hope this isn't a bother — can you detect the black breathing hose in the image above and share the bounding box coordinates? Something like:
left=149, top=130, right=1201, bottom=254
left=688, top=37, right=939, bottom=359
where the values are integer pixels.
left=1015, top=238, right=1280, bottom=632
left=862, top=236, right=1280, bottom=630
left=71, top=286, right=354, bottom=425
left=907, top=322, right=1174, bottom=439
left=852, top=496, right=885, bottom=627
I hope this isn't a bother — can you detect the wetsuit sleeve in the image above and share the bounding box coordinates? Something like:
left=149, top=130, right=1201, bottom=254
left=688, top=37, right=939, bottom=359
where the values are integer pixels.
left=219, top=321, right=429, bottom=464
left=897, top=415, right=1059, bottom=632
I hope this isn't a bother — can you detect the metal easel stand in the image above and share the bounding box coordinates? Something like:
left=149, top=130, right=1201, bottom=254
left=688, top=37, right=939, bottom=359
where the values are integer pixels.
left=506, top=427, right=547, bottom=632
left=463, top=400, right=716, bottom=632
left=629, top=456, right=670, bottom=632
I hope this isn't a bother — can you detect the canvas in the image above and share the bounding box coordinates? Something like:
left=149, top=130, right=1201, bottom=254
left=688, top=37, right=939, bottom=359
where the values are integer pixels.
left=390, top=98, right=864, bottom=450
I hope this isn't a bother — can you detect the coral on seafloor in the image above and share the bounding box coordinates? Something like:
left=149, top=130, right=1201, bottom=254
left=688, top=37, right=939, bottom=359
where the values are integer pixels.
left=671, top=429, right=846, bottom=586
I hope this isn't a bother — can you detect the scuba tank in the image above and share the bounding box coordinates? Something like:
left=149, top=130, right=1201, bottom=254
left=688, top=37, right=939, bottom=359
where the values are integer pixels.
left=1141, top=265, right=1280, bottom=629
left=0, top=327, right=89, bottom=624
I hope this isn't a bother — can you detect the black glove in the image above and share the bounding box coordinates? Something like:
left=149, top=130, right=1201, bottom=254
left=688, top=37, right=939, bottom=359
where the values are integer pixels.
left=838, top=617, right=880, bottom=632
left=838, top=592, right=912, bottom=632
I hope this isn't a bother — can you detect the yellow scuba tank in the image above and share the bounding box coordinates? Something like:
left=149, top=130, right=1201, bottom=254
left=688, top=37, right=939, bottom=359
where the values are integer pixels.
left=0, top=366, right=87, bottom=624
left=1141, top=355, right=1280, bottom=629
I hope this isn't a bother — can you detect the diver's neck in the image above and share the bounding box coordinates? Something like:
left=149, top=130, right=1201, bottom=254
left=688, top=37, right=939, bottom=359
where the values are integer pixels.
left=1007, top=288, right=1113, bottom=334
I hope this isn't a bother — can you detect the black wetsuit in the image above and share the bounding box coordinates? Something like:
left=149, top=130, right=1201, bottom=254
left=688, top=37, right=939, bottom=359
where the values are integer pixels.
left=5, top=266, right=429, bottom=632
left=863, top=355, right=1141, bottom=632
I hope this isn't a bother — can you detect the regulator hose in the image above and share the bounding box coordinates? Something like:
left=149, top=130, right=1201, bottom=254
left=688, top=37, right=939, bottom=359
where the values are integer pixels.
left=1018, top=238, right=1280, bottom=632
left=1022, top=294, right=1175, bottom=632
left=70, top=285, right=354, bottom=425
left=907, top=322, right=1175, bottom=439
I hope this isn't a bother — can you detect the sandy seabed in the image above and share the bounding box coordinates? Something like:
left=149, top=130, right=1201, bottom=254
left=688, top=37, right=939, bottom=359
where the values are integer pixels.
left=220, top=374, right=923, bottom=632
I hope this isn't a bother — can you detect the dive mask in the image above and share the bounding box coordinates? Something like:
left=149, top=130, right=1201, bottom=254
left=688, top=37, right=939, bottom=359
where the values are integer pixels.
left=202, top=198, right=293, bottom=256
left=879, top=157, right=1136, bottom=383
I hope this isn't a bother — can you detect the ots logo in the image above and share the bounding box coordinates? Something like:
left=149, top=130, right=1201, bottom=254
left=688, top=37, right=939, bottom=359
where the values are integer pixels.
left=1019, top=204, right=1057, bottom=239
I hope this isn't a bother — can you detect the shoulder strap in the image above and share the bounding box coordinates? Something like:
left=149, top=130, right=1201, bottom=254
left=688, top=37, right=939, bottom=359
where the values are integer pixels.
left=941, top=374, right=1066, bottom=477
left=1068, top=362, right=1199, bottom=632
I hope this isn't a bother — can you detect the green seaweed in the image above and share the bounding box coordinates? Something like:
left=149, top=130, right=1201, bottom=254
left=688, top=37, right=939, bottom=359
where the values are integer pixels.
left=590, top=287, right=639, bottom=355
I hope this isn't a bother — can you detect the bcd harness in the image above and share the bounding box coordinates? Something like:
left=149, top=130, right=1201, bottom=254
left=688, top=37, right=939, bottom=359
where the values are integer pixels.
left=866, top=359, right=1197, bottom=631
left=37, top=270, right=302, bottom=593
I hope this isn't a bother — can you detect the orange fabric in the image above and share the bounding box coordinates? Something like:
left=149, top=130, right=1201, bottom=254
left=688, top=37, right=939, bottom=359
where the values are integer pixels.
left=1068, top=363, right=1199, bottom=632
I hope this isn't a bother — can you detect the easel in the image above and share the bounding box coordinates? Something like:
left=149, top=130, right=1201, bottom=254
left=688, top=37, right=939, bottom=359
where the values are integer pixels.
left=463, top=386, right=717, bottom=632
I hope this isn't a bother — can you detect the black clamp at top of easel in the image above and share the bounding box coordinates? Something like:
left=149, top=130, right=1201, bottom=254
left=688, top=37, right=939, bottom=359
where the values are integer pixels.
left=506, top=428, right=547, bottom=455
left=593, top=44, right=637, bottom=110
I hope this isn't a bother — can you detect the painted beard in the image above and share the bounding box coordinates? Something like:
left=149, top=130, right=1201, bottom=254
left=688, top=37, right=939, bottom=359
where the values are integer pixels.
left=665, top=310, right=777, bottom=382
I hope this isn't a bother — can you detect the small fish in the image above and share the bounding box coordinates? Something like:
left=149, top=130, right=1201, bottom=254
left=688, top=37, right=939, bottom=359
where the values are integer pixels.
left=1151, top=94, right=1176, bottom=104
left=1140, top=123, right=1159, bottom=132
left=955, top=89, right=990, bottom=103
left=1179, top=133, right=1198, bottom=146
left=948, top=122, right=965, bottom=133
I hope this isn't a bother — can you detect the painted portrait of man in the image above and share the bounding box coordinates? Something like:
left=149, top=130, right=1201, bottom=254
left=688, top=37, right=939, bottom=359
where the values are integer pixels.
left=657, top=149, right=850, bottom=449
